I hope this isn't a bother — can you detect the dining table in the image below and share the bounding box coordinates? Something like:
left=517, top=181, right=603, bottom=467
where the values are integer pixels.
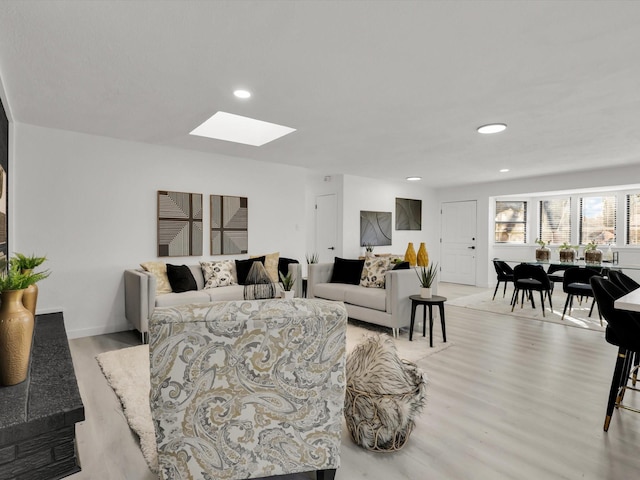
left=614, top=287, right=640, bottom=313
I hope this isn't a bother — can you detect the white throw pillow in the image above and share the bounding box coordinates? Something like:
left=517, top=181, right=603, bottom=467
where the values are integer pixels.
left=200, top=260, right=237, bottom=288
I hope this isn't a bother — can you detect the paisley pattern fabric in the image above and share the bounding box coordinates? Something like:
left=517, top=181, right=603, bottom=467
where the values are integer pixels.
left=200, top=260, right=237, bottom=288
left=148, top=299, right=347, bottom=480
left=359, top=257, right=391, bottom=288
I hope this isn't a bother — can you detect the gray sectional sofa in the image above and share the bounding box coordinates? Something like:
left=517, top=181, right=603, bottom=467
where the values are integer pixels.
left=307, top=261, right=423, bottom=338
left=124, top=261, right=302, bottom=342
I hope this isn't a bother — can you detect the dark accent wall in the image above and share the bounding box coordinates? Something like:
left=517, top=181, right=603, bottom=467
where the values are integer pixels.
left=0, top=97, right=7, bottom=265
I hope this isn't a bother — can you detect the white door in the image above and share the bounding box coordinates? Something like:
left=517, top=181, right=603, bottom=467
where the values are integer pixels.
left=316, top=194, right=338, bottom=263
left=440, top=201, right=477, bottom=285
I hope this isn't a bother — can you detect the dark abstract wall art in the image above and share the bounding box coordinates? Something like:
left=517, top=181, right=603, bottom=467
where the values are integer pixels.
left=0, top=98, right=8, bottom=269
left=211, top=195, right=248, bottom=255
left=157, top=191, right=203, bottom=256
left=395, top=197, right=422, bottom=230
left=360, top=211, right=392, bottom=246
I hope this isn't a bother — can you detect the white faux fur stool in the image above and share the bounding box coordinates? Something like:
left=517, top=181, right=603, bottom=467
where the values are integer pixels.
left=344, top=334, right=427, bottom=451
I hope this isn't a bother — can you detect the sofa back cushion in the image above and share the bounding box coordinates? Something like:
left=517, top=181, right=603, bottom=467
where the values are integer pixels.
left=166, top=264, right=198, bottom=293
left=330, top=257, right=365, bottom=285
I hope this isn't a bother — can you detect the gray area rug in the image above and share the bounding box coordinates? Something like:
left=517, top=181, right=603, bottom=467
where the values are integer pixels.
left=447, top=288, right=605, bottom=332
left=96, top=321, right=452, bottom=473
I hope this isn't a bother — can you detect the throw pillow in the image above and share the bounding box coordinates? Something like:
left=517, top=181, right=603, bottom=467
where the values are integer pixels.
left=243, top=261, right=277, bottom=300
left=200, top=260, right=237, bottom=288
left=235, top=256, right=265, bottom=285
left=360, top=257, right=390, bottom=288
left=166, top=264, right=198, bottom=293
left=251, top=252, right=280, bottom=283
left=278, top=257, right=299, bottom=278
left=140, top=261, right=172, bottom=294
left=392, top=261, right=411, bottom=270
left=330, top=257, right=365, bottom=285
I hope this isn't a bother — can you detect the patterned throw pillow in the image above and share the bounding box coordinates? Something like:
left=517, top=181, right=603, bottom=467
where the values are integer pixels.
left=201, top=260, right=237, bottom=288
left=243, top=261, right=277, bottom=300
left=140, top=261, right=172, bottom=294
left=251, top=252, right=280, bottom=283
left=359, top=257, right=390, bottom=288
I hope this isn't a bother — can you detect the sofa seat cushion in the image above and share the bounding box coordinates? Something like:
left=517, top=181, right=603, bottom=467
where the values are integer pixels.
left=156, top=291, right=211, bottom=308
left=314, top=283, right=386, bottom=312
left=205, top=285, right=245, bottom=302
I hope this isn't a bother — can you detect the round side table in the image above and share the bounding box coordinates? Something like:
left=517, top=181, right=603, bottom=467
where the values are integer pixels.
left=409, top=295, right=447, bottom=347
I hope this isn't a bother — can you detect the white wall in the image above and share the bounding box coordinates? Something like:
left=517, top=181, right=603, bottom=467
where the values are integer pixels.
left=13, top=123, right=309, bottom=338
left=437, top=165, right=640, bottom=287
left=341, top=175, right=439, bottom=262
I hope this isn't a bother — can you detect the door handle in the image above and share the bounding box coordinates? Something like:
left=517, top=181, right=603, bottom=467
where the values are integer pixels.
left=328, top=247, right=335, bottom=250
left=468, top=246, right=475, bottom=249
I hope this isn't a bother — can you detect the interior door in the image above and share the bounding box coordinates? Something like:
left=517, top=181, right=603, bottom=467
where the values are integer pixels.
left=315, top=194, right=338, bottom=263
left=440, top=200, right=477, bottom=285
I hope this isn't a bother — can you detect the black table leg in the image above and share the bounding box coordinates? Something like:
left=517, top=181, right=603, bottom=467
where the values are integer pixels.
left=410, top=301, right=417, bottom=341
left=428, top=304, right=434, bottom=347
left=439, top=303, right=446, bottom=343
left=422, top=304, right=427, bottom=337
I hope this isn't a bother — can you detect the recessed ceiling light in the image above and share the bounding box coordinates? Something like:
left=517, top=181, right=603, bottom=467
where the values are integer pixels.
left=477, top=123, right=507, bottom=134
left=499, top=168, right=510, bottom=173
left=190, top=111, right=296, bottom=146
left=406, top=176, right=422, bottom=181
left=233, top=89, right=251, bottom=99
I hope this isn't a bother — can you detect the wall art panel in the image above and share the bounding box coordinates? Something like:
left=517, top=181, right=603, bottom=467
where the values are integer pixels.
left=157, top=191, right=203, bottom=256
left=395, top=197, right=422, bottom=230
left=360, top=210, right=392, bottom=246
left=211, top=195, right=248, bottom=255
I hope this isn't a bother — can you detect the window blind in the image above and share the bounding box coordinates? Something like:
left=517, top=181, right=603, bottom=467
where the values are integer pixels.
left=579, top=195, right=616, bottom=245
left=539, top=198, right=571, bottom=245
left=627, top=193, right=640, bottom=245
left=495, top=201, right=527, bottom=243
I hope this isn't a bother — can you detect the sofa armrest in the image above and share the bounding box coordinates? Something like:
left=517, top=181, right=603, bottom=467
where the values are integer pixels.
left=288, top=262, right=304, bottom=298
left=124, top=269, right=156, bottom=335
left=385, top=268, right=422, bottom=325
left=307, top=263, right=334, bottom=298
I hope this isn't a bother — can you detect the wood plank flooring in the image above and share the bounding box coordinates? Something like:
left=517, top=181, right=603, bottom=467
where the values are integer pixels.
left=66, top=283, right=640, bottom=479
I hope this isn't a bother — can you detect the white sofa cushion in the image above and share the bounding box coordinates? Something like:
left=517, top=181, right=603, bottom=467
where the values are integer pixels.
left=205, top=285, right=245, bottom=302
left=344, top=285, right=386, bottom=312
left=313, top=283, right=346, bottom=302
left=156, top=291, right=210, bottom=308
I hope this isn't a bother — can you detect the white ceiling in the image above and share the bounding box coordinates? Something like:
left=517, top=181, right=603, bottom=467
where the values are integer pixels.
left=1, top=0, right=639, bottom=188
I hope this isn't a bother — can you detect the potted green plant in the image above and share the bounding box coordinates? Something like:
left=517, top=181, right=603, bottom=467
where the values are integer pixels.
left=10, top=253, right=49, bottom=316
left=558, top=242, right=578, bottom=263
left=363, top=243, right=374, bottom=257
left=416, top=262, right=438, bottom=298
left=279, top=271, right=296, bottom=300
left=583, top=241, right=603, bottom=264
left=535, top=238, right=550, bottom=262
left=0, top=262, right=50, bottom=386
left=306, top=252, right=319, bottom=264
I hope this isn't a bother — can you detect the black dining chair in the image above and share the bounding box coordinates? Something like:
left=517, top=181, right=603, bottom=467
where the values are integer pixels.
left=512, top=263, right=553, bottom=317
left=547, top=264, right=569, bottom=294
left=492, top=260, right=514, bottom=301
left=561, top=267, right=602, bottom=323
left=590, top=277, right=640, bottom=431
left=608, top=270, right=640, bottom=293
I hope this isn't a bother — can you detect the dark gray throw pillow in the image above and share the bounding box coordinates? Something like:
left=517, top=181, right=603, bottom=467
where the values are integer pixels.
left=235, top=256, right=265, bottom=285
left=166, top=264, right=197, bottom=293
left=392, top=261, right=411, bottom=270
left=330, top=257, right=365, bottom=285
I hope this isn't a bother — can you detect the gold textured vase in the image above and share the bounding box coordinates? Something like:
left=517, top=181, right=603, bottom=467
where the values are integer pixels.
left=417, top=242, right=429, bottom=267
left=0, top=289, right=35, bottom=386
left=404, top=242, right=417, bottom=267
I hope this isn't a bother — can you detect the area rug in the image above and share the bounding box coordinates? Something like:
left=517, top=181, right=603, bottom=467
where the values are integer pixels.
left=447, top=288, right=605, bottom=332
left=96, top=321, right=452, bottom=473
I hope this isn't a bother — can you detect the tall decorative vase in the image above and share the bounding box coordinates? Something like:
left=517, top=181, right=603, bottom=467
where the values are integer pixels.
left=20, top=269, right=38, bottom=317
left=0, top=289, right=35, bottom=386
left=417, top=242, right=429, bottom=267
left=404, top=242, right=417, bottom=267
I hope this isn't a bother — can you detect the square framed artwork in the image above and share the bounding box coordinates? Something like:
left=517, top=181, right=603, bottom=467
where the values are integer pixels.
left=211, top=195, right=248, bottom=255
left=395, top=198, right=422, bottom=230
left=360, top=211, right=392, bottom=246
left=157, top=191, right=203, bottom=256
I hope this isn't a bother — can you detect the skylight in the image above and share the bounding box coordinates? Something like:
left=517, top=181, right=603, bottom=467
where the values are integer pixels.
left=189, top=112, right=296, bottom=146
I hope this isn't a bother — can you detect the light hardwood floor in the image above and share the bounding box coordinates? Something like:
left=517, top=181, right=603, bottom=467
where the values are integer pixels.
left=67, top=283, right=640, bottom=479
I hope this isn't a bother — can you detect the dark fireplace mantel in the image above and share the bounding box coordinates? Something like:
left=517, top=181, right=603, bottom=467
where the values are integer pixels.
left=0, top=312, right=85, bottom=480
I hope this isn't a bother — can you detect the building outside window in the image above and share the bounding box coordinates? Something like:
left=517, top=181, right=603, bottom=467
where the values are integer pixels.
left=495, top=201, right=527, bottom=243
left=539, top=198, right=571, bottom=245
left=627, top=193, right=640, bottom=245
left=579, top=195, right=616, bottom=245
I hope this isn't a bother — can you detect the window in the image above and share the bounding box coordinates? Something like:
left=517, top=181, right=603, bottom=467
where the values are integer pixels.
left=495, top=201, right=527, bottom=243
left=627, top=193, right=640, bottom=245
left=539, top=198, right=571, bottom=245
left=579, top=195, right=616, bottom=245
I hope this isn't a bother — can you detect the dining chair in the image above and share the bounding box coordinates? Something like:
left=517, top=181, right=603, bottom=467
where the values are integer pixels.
left=561, top=267, right=602, bottom=323
left=547, top=264, right=569, bottom=294
left=590, top=277, right=640, bottom=431
left=492, top=260, right=514, bottom=301
left=512, top=263, right=553, bottom=317
left=608, top=270, right=640, bottom=293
